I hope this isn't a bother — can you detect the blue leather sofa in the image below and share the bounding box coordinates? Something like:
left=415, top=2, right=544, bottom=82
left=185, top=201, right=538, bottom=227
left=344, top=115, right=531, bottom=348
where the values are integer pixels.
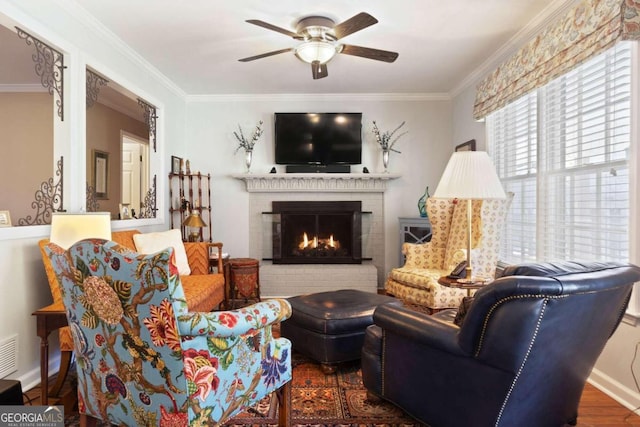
left=362, top=261, right=640, bottom=427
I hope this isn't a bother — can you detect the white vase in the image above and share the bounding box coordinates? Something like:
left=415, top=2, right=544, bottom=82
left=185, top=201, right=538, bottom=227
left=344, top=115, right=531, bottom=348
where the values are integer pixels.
left=245, top=150, right=253, bottom=173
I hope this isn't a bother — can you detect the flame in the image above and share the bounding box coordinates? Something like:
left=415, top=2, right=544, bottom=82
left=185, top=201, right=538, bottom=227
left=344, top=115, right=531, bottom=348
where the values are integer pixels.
left=298, top=232, right=340, bottom=250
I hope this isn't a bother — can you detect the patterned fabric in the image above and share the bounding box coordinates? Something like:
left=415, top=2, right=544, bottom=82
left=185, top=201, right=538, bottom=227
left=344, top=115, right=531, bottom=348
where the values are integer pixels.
left=473, top=0, right=640, bottom=120
left=402, top=198, right=456, bottom=270
left=385, top=194, right=513, bottom=310
left=46, top=239, right=292, bottom=426
left=443, top=199, right=482, bottom=271
left=113, top=230, right=225, bottom=310
left=387, top=267, right=469, bottom=309
left=181, top=275, right=225, bottom=313
left=184, top=242, right=209, bottom=275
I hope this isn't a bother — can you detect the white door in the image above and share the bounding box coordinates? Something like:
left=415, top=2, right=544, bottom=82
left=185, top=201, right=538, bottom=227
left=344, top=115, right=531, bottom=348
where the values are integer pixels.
left=122, top=133, right=149, bottom=216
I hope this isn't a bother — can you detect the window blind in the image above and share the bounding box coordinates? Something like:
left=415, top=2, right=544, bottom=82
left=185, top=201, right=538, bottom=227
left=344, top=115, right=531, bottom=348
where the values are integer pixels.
left=487, top=42, right=631, bottom=264
left=487, top=92, right=538, bottom=263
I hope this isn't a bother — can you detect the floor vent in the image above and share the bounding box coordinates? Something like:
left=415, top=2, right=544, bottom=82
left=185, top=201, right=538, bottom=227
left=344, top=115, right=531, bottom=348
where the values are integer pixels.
left=0, top=334, right=18, bottom=378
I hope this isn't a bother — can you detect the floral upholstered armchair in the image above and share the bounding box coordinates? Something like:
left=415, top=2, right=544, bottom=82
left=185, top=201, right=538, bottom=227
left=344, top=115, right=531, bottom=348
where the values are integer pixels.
left=385, top=194, right=513, bottom=311
left=46, top=239, right=292, bottom=426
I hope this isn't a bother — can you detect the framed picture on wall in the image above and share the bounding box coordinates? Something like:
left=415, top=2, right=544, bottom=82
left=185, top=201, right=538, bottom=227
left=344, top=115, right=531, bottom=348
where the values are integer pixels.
left=93, top=150, right=109, bottom=199
left=455, top=139, right=476, bottom=152
left=171, top=155, right=182, bottom=174
left=0, top=210, right=11, bottom=227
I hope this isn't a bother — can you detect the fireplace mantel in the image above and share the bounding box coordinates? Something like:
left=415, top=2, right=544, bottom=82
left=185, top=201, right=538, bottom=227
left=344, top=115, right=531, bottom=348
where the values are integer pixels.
left=232, top=173, right=400, bottom=193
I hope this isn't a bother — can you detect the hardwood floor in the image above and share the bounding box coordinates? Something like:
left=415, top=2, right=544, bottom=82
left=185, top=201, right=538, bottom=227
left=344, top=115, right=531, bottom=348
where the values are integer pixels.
left=576, top=383, right=640, bottom=426
left=21, top=374, right=640, bottom=426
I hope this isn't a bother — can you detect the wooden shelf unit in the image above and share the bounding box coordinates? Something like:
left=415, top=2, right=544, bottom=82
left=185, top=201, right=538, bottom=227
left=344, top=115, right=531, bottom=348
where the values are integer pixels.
left=168, top=172, right=212, bottom=242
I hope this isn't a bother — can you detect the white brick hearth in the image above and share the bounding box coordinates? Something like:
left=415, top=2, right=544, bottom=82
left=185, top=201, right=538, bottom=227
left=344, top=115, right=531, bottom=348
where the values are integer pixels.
left=233, top=173, right=399, bottom=297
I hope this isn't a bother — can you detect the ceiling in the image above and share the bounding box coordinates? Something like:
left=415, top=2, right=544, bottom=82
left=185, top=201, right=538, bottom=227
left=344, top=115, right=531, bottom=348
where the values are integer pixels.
left=4, top=0, right=574, bottom=96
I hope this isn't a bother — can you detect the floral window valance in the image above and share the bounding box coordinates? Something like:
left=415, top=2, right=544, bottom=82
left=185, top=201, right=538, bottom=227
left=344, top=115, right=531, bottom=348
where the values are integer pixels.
left=473, top=0, right=640, bottom=120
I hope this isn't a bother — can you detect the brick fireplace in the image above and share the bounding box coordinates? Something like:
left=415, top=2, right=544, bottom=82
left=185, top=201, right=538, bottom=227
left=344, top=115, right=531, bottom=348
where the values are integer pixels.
left=233, top=173, right=399, bottom=297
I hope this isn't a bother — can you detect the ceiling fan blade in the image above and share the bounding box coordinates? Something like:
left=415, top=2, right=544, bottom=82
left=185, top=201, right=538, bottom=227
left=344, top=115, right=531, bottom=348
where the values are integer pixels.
left=333, top=12, right=378, bottom=40
left=311, top=61, right=328, bottom=79
left=246, top=19, right=302, bottom=39
left=340, top=44, right=398, bottom=63
left=238, top=48, right=294, bottom=62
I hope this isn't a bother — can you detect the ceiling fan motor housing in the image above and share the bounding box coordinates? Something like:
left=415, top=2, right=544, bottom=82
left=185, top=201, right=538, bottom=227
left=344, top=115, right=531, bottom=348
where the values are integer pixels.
left=296, top=16, right=337, bottom=41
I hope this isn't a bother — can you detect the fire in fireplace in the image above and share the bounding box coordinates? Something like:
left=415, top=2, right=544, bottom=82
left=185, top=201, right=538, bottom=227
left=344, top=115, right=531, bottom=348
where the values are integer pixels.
left=271, top=201, right=362, bottom=264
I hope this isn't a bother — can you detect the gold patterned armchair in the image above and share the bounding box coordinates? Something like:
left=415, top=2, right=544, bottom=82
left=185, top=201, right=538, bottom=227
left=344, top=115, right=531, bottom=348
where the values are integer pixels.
left=385, top=193, right=513, bottom=311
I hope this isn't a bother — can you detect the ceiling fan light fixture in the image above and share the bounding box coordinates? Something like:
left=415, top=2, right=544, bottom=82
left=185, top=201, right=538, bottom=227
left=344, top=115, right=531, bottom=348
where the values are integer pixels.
left=295, top=41, right=336, bottom=64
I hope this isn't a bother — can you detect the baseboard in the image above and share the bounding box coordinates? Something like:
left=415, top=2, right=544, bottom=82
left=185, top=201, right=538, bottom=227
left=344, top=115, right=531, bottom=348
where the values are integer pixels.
left=16, top=353, right=61, bottom=394
left=588, top=367, right=640, bottom=414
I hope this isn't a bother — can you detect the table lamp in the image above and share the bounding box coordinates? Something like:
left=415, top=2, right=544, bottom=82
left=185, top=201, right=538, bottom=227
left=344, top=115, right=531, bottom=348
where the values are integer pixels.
left=50, top=212, right=112, bottom=250
left=183, top=210, right=206, bottom=242
left=432, top=151, right=505, bottom=280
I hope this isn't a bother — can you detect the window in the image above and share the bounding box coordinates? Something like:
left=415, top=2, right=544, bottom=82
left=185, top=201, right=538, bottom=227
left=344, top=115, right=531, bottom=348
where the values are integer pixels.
left=487, top=42, right=631, bottom=264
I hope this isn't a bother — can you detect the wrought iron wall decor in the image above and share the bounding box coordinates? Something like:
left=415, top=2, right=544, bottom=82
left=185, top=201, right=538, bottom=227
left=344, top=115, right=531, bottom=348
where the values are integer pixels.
left=86, top=69, right=109, bottom=108
left=18, top=156, right=65, bottom=226
left=86, top=182, right=100, bottom=212
left=137, top=98, right=157, bottom=152
left=15, top=27, right=65, bottom=121
left=139, top=174, right=157, bottom=219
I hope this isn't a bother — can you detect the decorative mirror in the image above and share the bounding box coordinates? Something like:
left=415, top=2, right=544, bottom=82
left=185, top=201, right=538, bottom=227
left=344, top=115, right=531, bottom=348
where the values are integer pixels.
left=0, top=21, right=64, bottom=226
left=85, top=67, right=157, bottom=219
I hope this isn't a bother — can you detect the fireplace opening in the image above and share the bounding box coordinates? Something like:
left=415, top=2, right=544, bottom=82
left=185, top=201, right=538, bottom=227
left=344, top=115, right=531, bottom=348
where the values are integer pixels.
left=271, top=201, right=362, bottom=264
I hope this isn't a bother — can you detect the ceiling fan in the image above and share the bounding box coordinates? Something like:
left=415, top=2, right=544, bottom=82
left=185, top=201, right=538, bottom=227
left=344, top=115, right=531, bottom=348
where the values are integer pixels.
left=238, top=12, right=398, bottom=79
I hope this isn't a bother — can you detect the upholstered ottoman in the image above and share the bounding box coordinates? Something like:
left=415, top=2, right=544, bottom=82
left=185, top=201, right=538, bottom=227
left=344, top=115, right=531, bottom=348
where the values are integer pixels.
left=280, top=289, right=402, bottom=373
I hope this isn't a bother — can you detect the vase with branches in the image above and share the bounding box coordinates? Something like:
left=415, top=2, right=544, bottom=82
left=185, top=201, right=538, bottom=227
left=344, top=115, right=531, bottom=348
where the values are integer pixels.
left=234, top=120, right=264, bottom=172
left=372, top=120, right=407, bottom=172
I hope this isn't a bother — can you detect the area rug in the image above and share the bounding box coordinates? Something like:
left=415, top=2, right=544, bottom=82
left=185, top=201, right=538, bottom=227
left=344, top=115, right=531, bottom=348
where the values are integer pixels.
left=223, top=353, right=420, bottom=427
left=64, top=354, right=421, bottom=426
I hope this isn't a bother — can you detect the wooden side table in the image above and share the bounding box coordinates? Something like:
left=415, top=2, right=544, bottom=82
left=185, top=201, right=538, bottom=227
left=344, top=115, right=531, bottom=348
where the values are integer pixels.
left=32, top=303, right=67, bottom=406
left=437, top=276, right=490, bottom=296
left=227, top=258, right=261, bottom=309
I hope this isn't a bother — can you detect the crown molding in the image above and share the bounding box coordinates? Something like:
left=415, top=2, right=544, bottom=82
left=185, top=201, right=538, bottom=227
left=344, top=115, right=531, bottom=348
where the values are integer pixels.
left=186, top=92, right=451, bottom=103
left=450, top=0, right=579, bottom=98
left=50, top=0, right=186, bottom=99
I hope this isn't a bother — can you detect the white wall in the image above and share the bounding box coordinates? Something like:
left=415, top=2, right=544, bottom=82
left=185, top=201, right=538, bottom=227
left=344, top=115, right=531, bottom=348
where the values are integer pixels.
left=0, top=1, right=185, bottom=389
left=0, top=2, right=454, bottom=390
left=184, top=95, right=452, bottom=278
left=452, top=85, right=487, bottom=151
left=452, top=78, right=640, bottom=412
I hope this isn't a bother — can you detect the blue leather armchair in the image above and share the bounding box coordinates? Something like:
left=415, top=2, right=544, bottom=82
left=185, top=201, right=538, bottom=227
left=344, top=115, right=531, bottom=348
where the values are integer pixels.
left=362, top=261, right=640, bottom=427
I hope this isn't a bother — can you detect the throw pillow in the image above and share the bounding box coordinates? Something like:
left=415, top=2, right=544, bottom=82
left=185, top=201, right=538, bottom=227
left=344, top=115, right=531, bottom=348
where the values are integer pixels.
left=133, top=229, right=191, bottom=276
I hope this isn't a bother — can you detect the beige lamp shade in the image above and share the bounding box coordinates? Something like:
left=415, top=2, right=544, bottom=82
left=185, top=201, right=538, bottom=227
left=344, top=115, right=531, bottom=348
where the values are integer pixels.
left=50, top=212, right=112, bottom=250
left=433, top=151, right=506, bottom=200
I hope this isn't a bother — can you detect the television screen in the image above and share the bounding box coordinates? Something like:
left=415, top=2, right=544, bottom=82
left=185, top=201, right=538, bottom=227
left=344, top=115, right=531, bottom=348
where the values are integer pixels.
left=275, top=113, right=362, bottom=165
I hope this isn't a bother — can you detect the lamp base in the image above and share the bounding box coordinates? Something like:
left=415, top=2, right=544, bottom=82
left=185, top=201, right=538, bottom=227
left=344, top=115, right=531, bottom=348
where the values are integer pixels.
left=188, top=232, right=200, bottom=242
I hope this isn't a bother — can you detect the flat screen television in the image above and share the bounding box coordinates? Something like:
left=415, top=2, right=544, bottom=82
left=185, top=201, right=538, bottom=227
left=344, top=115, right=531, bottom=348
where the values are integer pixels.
left=275, top=113, right=362, bottom=165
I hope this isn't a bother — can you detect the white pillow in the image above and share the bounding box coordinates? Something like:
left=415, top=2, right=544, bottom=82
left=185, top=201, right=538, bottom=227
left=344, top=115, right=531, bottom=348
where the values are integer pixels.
left=133, top=229, right=191, bottom=276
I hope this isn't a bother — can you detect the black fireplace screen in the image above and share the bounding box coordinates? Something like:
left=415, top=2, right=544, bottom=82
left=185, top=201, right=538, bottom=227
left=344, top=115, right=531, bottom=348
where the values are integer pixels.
left=263, top=201, right=371, bottom=264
